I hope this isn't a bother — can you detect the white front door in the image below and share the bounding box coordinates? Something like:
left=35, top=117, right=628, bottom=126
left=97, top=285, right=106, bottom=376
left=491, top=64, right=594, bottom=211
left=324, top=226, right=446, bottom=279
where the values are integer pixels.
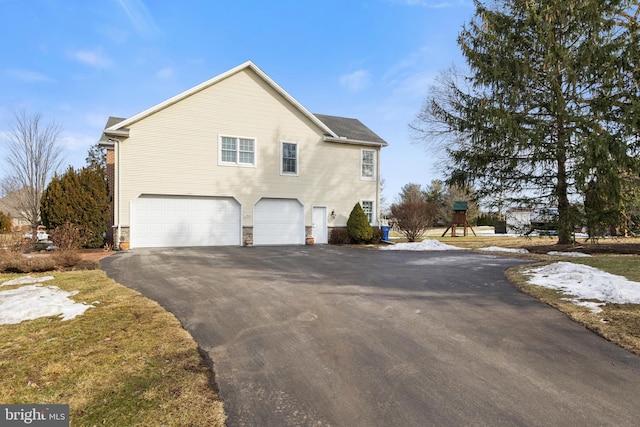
left=312, top=206, right=328, bottom=244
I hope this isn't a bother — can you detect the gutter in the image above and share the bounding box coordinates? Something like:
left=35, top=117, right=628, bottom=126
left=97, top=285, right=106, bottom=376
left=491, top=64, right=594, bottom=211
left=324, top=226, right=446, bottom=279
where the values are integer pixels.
left=323, top=136, right=388, bottom=147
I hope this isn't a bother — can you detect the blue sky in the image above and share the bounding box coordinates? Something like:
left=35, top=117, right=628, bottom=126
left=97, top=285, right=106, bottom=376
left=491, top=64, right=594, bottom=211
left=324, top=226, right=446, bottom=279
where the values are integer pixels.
left=0, top=0, right=475, bottom=204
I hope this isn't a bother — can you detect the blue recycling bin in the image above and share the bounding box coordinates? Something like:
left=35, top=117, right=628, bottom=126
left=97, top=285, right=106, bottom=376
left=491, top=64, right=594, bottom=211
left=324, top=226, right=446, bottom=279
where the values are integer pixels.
left=381, top=226, right=391, bottom=241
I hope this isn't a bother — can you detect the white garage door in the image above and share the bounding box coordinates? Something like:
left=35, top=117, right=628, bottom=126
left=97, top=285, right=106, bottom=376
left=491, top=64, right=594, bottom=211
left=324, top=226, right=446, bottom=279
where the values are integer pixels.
left=253, top=198, right=305, bottom=245
left=130, top=195, right=241, bottom=248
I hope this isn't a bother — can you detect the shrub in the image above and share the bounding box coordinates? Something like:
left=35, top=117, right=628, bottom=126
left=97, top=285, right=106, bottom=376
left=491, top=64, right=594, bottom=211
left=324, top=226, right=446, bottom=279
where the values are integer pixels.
left=51, top=250, right=82, bottom=269
left=0, top=249, right=85, bottom=273
left=390, top=196, right=438, bottom=242
left=347, top=203, right=373, bottom=243
left=329, top=228, right=351, bottom=245
left=0, top=252, right=57, bottom=273
left=368, top=227, right=383, bottom=244
left=49, top=222, right=89, bottom=251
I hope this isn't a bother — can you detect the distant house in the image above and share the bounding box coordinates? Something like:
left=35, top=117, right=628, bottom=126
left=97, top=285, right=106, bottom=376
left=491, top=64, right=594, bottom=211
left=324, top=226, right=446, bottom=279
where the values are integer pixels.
left=99, top=61, right=388, bottom=249
left=506, top=207, right=559, bottom=234
left=0, top=190, right=31, bottom=231
left=505, top=208, right=532, bottom=234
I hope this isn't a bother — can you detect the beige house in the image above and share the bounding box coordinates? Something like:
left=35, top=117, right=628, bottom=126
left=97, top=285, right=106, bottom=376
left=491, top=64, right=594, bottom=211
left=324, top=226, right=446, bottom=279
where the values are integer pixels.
left=100, top=61, right=387, bottom=248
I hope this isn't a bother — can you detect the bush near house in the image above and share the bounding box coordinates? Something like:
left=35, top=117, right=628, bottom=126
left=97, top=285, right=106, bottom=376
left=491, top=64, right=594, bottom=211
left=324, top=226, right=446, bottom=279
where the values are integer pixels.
left=329, top=226, right=382, bottom=245
left=347, top=203, right=373, bottom=243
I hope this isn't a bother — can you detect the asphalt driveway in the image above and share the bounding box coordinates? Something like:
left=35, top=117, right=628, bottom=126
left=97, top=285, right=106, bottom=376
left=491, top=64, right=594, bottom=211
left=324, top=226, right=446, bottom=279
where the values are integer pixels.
left=101, top=246, right=640, bottom=426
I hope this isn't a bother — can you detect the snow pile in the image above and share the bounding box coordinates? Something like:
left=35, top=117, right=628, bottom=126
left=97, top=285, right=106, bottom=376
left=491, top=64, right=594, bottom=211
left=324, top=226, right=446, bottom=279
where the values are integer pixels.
left=1, top=275, right=55, bottom=286
left=0, top=276, right=94, bottom=325
left=524, top=262, right=640, bottom=312
left=380, top=240, right=468, bottom=251
left=479, top=246, right=529, bottom=254
left=547, top=251, right=591, bottom=258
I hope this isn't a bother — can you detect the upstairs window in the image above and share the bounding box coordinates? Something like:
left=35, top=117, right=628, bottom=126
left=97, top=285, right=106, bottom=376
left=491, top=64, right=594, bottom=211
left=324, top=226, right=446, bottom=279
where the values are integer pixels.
left=281, top=142, right=298, bottom=175
left=219, top=136, right=255, bottom=166
left=361, top=149, right=375, bottom=180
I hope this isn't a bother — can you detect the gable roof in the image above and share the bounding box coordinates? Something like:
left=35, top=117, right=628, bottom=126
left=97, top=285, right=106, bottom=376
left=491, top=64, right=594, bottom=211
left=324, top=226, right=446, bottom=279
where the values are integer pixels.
left=102, top=61, right=387, bottom=147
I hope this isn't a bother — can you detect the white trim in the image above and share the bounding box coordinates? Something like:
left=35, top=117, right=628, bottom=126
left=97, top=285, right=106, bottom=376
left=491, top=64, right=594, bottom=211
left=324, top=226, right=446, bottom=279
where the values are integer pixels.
left=218, top=135, right=257, bottom=167
left=323, top=136, right=388, bottom=147
left=280, top=141, right=299, bottom=176
left=105, top=61, right=337, bottom=138
left=360, top=149, right=376, bottom=181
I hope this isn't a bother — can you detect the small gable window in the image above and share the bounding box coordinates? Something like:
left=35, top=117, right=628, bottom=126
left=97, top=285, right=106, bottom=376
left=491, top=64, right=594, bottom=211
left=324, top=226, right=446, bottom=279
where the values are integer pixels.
left=219, top=136, right=255, bottom=166
left=361, top=149, right=375, bottom=180
left=281, top=142, right=298, bottom=175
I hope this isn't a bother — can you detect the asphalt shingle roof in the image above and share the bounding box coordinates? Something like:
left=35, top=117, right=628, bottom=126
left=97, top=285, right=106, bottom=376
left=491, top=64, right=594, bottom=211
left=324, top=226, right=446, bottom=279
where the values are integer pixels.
left=314, top=114, right=388, bottom=145
left=99, top=117, right=127, bottom=143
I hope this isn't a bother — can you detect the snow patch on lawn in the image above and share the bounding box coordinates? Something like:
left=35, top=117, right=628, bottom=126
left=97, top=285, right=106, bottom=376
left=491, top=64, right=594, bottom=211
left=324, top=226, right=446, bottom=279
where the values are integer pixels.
left=1, top=275, right=55, bottom=286
left=0, top=276, right=94, bottom=325
left=547, top=251, right=591, bottom=258
left=524, top=262, right=640, bottom=312
left=379, top=240, right=468, bottom=251
left=479, top=246, right=529, bottom=254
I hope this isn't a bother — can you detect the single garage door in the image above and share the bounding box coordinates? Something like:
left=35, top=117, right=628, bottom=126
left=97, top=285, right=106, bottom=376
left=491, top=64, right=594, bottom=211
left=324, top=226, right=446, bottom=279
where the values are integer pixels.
left=253, top=198, right=305, bottom=245
left=130, top=195, right=241, bottom=248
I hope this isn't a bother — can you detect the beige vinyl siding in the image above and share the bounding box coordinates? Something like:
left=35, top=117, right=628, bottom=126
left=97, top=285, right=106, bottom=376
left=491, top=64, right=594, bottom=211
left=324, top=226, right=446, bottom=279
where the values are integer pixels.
left=118, top=67, right=379, bottom=228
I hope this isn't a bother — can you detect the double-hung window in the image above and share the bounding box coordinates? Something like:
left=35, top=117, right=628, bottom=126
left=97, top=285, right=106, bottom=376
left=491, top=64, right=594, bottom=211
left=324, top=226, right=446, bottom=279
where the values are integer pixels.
left=361, top=200, right=374, bottom=224
left=361, top=149, right=375, bottom=180
left=281, top=142, right=298, bottom=175
left=219, top=136, right=255, bottom=166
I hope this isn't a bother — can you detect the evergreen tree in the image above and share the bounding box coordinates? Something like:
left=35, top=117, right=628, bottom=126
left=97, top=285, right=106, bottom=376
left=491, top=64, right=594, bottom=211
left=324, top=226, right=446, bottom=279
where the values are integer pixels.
left=41, top=146, right=110, bottom=248
left=0, top=211, right=11, bottom=233
left=413, top=0, right=640, bottom=244
left=347, top=202, right=373, bottom=243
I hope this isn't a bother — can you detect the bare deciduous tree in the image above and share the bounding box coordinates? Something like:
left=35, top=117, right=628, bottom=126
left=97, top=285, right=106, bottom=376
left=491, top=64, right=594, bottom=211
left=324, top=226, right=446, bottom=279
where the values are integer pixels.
left=390, top=183, right=438, bottom=242
left=2, top=110, right=63, bottom=235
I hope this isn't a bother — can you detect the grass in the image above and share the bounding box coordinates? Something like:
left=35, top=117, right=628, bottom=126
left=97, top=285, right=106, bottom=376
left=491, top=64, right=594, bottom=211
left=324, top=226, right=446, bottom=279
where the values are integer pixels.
left=0, top=270, right=226, bottom=427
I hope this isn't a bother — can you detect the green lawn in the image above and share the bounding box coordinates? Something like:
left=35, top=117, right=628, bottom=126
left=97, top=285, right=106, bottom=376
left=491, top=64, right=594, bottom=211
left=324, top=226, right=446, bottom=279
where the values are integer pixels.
left=0, top=270, right=226, bottom=427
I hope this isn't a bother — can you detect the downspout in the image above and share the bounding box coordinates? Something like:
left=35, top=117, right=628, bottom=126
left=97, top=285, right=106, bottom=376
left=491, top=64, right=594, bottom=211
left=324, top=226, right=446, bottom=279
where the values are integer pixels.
left=376, top=147, right=381, bottom=227
left=108, top=138, right=121, bottom=250
left=116, top=138, right=121, bottom=249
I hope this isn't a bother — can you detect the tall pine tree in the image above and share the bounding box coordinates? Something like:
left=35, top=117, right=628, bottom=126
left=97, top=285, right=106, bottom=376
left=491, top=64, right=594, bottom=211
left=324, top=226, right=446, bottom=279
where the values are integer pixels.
left=413, top=0, right=640, bottom=244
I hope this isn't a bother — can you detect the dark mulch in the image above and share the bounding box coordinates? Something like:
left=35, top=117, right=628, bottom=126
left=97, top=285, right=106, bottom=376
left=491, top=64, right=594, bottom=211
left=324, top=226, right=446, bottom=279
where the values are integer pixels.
left=523, top=243, right=640, bottom=255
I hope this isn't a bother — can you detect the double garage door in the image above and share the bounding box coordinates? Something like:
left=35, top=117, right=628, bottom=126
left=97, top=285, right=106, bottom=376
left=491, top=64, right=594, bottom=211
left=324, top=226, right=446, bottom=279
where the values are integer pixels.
left=130, top=196, right=304, bottom=248
left=131, top=195, right=241, bottom=248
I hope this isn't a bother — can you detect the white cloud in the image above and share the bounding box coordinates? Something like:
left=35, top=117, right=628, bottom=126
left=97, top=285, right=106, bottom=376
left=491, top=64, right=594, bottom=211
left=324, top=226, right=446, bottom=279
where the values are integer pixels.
left=5, top=68, right=55, bottom=83
left=339, top=69, right=371, bottom=93
left=156, top=66, right=174, bottom=80
left=116, top=0, right=160, bottom=38
left=71, top=49, right=112, bottom=68
left=60, top=131, right=95, bottom=152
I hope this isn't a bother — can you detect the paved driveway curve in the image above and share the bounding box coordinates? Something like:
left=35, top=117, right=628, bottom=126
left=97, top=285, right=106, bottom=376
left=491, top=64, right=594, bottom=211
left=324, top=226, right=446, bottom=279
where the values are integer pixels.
left=102, top=246, right=640, bottom=426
